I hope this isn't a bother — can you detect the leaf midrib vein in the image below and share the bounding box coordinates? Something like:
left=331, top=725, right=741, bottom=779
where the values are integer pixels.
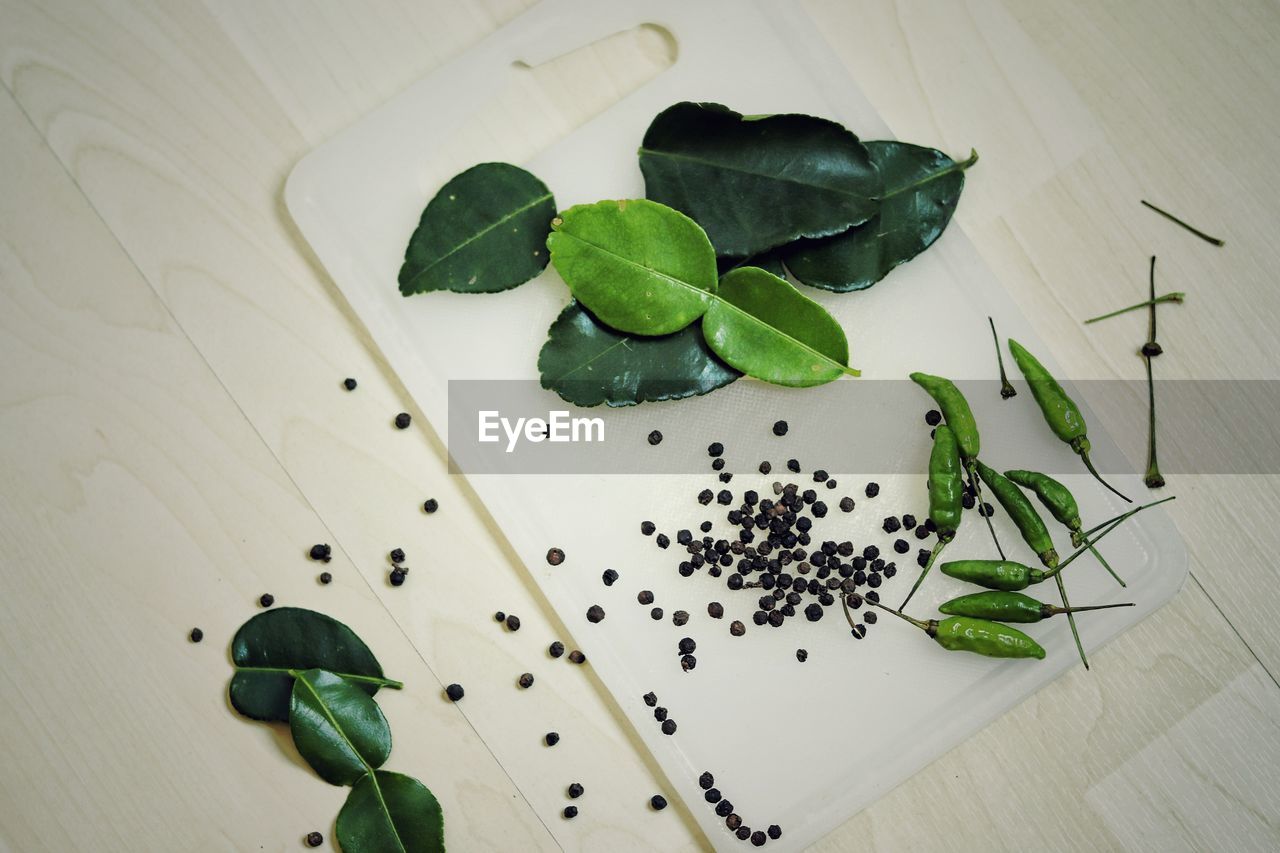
left=638, top=148, right=876, bottom=200
left=712, top=297, right=849, bottom=375
left=402, top=193, right=553, bottom=290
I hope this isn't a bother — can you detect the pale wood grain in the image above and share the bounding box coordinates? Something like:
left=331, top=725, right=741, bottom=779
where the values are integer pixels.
left=2, top=0, right=1280, bottom=850
left=0, top=84, right=553, bottom=852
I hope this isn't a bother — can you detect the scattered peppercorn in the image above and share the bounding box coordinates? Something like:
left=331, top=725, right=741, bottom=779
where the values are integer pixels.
left=259, top=594, right=274, bottom=607
left=768, top=825, right=782, bottom=840
left=736, top=827, right=751, bottom=841
left=423, top=498, right=439, bottom=513
left=699, top=772, right=715, bottom=790
left=643, top=691, right=657, bottom=707
left=979, top=502, right=995, bottom=517
left=651, top=607, right=664, bottom=620
left=962, top=492, right=976, bottom=509
left=787, top=458, right=801, bottom=473
left=925, top=409, right=942, bottom=426
left=587, top=605, right=606, bottom=623
left=708, top=442, right=724, bottom=457
left=546, top=547, right=565, bottom=566
left=568, top=782, right=584, bottom=798
left=506, top=614, right=521, bottom=631
left=495, top=611, right=506, bottom=622
left=638, top=590, right=655, bottom=605
left=715, top=800, right=734, bottom=817
left=839, top=497, right=855, bottom=513
left=712, top=458, right=726, bottom=472
left=189, top=628, right=203, bottom=643
left=864, top=611, right=878, bottom=625
left=680, top=655, right=697, bottom=672
left=759, top=461, right=772, bottom=474
left=850, top=623, right=867, bottom=639
left=641, top=521, right=656, bottom=535
left=518, top=673, right=534, bottom=689
left=661, top=719, right=677, bottom=735
left=394, top=412, right=411, bottom=429
left=656, top=533, right=671, bottom=548
left=773, top=420, right=789, bottom=436
left=563, top=806, right=578, bottom=819
left=545, top=732, right=560, bottom=746
left=672, top=610, right=689, bottom=626
left=648, top=430, right=663, bottom=445
left=306, top=831, right=324, bottom=847
left=730, top=620, right=746, bottom=636
left=445, top=683, right=464, bottom=702
left=651, top=795, right=668, bottom=811
left=865, top=482, right=880, bottom=497
left=708, top=601, right=724, bottom=619
left=751, top=831, right=766, bottom=847
left=388, top=548, right=405, bottom=565
left=901, top=513, right=917, bottom=529
left=568, top=650, right=586, bottom=664
left=654, top=707, right=668, bottom=722
left=796, top=648, right=808, bottom=662
left=727, top=814, right=742, bottom=831
left=678, top=637, right=697, bottom=655
left=389, top=568, right=406, bottom=586
left=318, top=571, right=332, bottom=585
left=308, top=543, right=332, bottom=562
left=705, top=788, right=722, bottom=803
left=883, top=516, right=902, bottom=533
left=601, top=569, right=619, bottom=587
left=894, top=539, right=909, bottom=554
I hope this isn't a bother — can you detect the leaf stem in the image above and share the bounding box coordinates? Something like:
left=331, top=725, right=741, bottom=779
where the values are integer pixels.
left=989, top=316, right=1016, bottom=398
left=1083, top=292, right=1185, bottom=324
left=1140, top=199, right=1225, bottom=246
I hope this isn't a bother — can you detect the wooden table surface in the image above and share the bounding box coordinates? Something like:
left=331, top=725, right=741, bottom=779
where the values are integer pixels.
left=2, top=1, right=1279, bottom=850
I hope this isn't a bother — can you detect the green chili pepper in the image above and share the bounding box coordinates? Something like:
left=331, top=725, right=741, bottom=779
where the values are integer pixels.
left=909, top=372, right=1005, bottom=559
left=975, top=461, right=1057, bottom=567
left=941, top=496, right=1174, bottom=591
left=1006, top=338, right=1132, bottom=504
left=939, top=590, right=1133, bottom=623
left=863, top=599, right=1045, bottom=660
left=1005, top=468, right=1125, bottom=587
left=901, top=424, right=963, bottom=609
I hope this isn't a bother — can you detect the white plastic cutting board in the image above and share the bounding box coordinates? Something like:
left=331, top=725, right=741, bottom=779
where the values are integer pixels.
left=285, top=1, right=1188, bottom=848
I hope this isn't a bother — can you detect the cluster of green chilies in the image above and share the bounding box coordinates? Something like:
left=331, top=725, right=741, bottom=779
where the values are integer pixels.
left=228, top=608, right=445, bottom=852
left=894, top=338, right=1175, bottom=667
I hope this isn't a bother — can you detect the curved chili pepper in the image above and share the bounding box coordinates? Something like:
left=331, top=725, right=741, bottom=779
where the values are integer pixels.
left=939, top=590, right=1133, bottom=623
left=909, top=372, right=1005, bottom=558
left=1005, top=468, right=1125, bottom=587
left=975, top=461, right=1057, bottom=568
left=863, top=598, right=1045, bottom=660
left=1005, top=338, right=1132, bottom=503
left=900, top=425, right=963, bottom=609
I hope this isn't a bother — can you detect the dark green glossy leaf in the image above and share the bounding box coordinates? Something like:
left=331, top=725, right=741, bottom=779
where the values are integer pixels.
left=229, top=608, right=401, bottom=723
left=290, top=669, right=392, bottom=786
left=702, top=267, right=857, bottom=387
left=337, top=771, right=445, bottom=853
left=639, top=102, right=881, bottom=257
left=547, top=198, right=717, bottom=335
left=538, top=302, right=739, bottom=407
left=783, top=142, right=976, bottom=292
left=399, top=162, right=555, bottom=295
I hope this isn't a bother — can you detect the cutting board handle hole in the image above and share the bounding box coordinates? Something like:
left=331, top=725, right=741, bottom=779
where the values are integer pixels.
left=510, top=22, right=677, bottom=81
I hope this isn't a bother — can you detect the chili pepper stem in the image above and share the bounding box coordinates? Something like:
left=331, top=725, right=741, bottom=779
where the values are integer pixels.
left=1080, top=496, right=1176, bottom=540
left=900, top=538, right=950, bottom=611
left=1083, top=293, right=1186, bottom=325
left=989, top=316, right=1017, bottom=398
left=1044, top=496, right=1177, bottom=580
left=865, top=597, right=932, bottom=633
left=967, top=462, right=1006, bottom=559
left=1143, top=354, right=1165, bottom=488
left=1047, top=602, right=1135, bottom=616
left=1140, top=199, right=1225, bottom=247
left=1088, top=543, right=1126, bottom=587
left=1076, top=446, right=1132, bottom=503
left=1052, top=573, right=1089, bottom=670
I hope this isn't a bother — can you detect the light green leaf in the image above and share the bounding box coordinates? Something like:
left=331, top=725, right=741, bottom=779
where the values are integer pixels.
left=229, top=608, right=401, bottom=723
left=547, top=198, right=717, bottom=335
left=783, top=143, right=975, bottom=292
left=290, top=669, right=392, bottom=786
left=538, top=302, right=739, bottom=407
left=702, top=267, right=857, bottom=387
left=399, top=162, right=555, bottom=295
left=639, top=102, right=881, bottom=257
left=337, top=771, right=445, bottom=853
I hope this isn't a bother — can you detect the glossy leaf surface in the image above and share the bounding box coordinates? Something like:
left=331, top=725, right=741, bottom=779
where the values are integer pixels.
left=290, top=669, right=392, bottom=786
left=337, top=771, right=445, bottom=853
left=538, top=302, right=739, bottom=407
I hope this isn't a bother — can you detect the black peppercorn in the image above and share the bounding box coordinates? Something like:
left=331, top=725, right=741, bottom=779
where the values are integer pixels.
left=884, top=563, right=897, bottom=578
left=883, top=516, right=902, bottom=533
left=651, top=607, right=664, bottom=620
left=445, top=683, right=464, bottom=702
left=962, top=492, right=976, bottom=509
left=506, top=614, right=521, bottom=631
left=715, top=799, right=734, bottom=817
left=259, top=593, right=274, bottom=607
left=726, top=814, right=742, bottom=831
left=839, top=496, right=855, bottom=513
left=672, top=610, right=689, bottom=627
left=768, top=610, right=784, bottom=627
left=925, top=409, right=942, bottom=426
left=643, top=691, right=657, bottom=707
left=894, top=539, right=909, bottom=554
left=864, top=611, right=878, bottom=624
left=901, top=513, right=917, bottom=529
left=389, top=568, right=406, bottom=586
left=638, top=590, right=655, bottom=605
left=563, top=806, right=578, bottom=819
left=568, top=782, right=584, bottom=798
left=708, top=442, right=724, bottom=457
left=654, top=706, right=668, bottom=722
left=980, top=502, right=995, bottom=517
left=704, top=787, right=721, bottom=803
left=736, top=826, right=751, bottom=841
left=708, top=601, right=724, bottom=619
left=518, top=673, right=534, bottom=689
left=342, top=377, right=357, bottom=392
left=318, top=571, right=332, bottom=585
left=759, top=461, right=772, bottom=475
left=752, top=610, right=768, bottom=626
left=916, top=525, right=932, bottom=540
left=189, top=628, right=203, bottom=643
left=680, top=654, right=696, bottom=672
left=389, top=548, right=405, bottom=565
left=546, top=547, right=565, bottom=566
left=495, top=611, right=506, bottom=622
left=545, top=731, right=560, bottom=746
left=796, top=648, right=808, bottom=662
left=306, top=830, right=324, bottom=847
left=768, top=825, right=782, bottom=840
left=392, top=412, right=413, bottom=430
left=866, top=591, right=880, bottom=603
left=640, top=521, right=656, bottom=536
left=867, top=573, right=882, bottom=589
left=651, top=795, right=668, bottom=810
left=751, top=831, right=766, bottom=847
left=648, top=430, right=663, bottom=446
left=423, top=498, right=439, bottom=513
left=549, top=641, right=565, bottom=658
left=309, top=543, right=331, bottom=562
left=586, top=605, right=605, bottom=623
left=865, top=481, right=880, bottom=497
left=730, top=620, right=746, bottom=636
left=700, top=520, right=713, bottom=533
left=656, top=533, right=670, bottom=548
left=850, top=623, right=867, bottom=639
left=712, top=457, right=726, bottom=471
left=568, top=650, right=586, bottom=664
left=698, top=489, right=714, bottom=505
left=678, top=637, right=696, bottom=655
left=602, top=569, right=619, bottom=586
left=661, top=719, right=677, bottom=735
left=773, top=420, right=789, bottom=436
